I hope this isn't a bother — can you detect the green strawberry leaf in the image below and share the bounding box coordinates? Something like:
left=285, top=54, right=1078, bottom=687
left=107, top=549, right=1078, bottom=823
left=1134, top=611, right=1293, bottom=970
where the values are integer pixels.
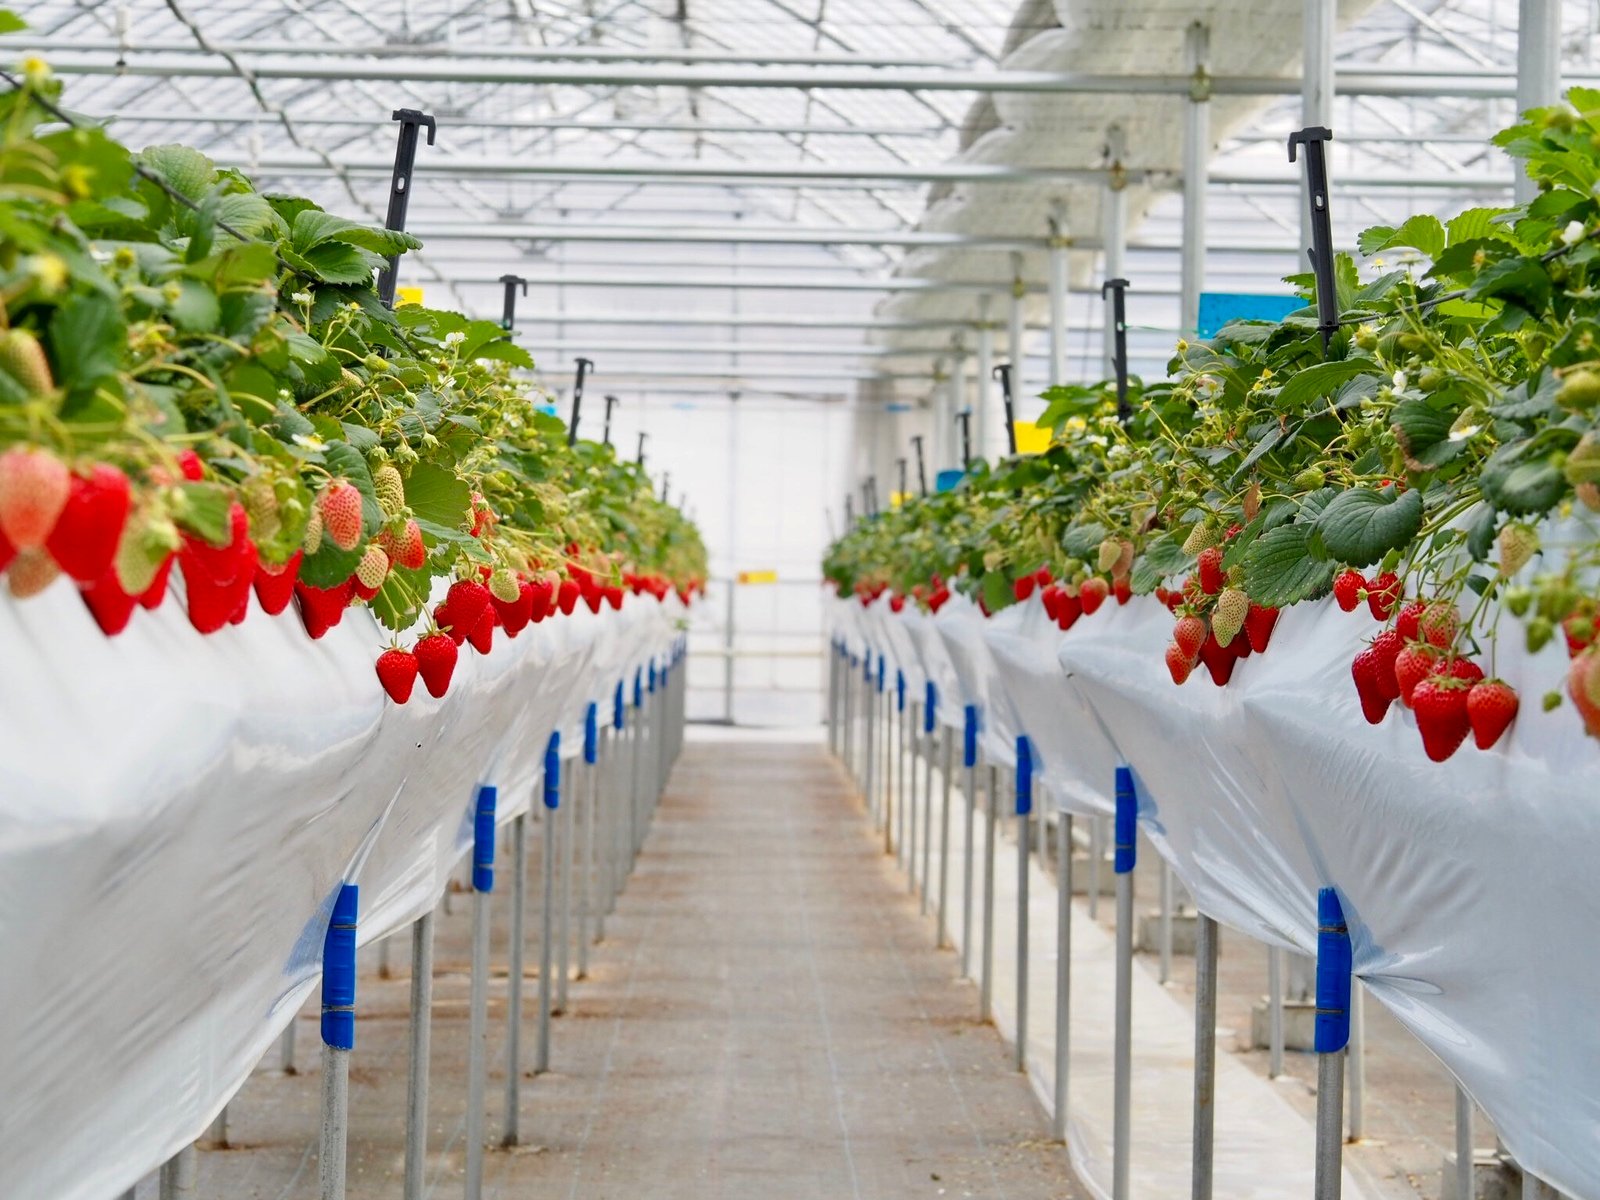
left=1313, top=486, right=1424, bottom=567
left=1242, top=522, right=1336, bottom=607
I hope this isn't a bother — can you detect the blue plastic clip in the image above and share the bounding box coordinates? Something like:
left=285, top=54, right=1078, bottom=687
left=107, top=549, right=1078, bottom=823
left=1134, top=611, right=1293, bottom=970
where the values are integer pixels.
left=633, top=669, right=644, bottom=709
left=649, top=661, right=658, bottom=693
left=472, top=784, right=497, bottom=892
left=923, top=681, right=937, bottom=734
left=896, top=670, right=906, bottom=713
left=584, top=702, right=599, bottom=764
left=320, top=883, right=359, bottom=1050
left=963, top=705, right=979, bottom=768
left=1114, top=766, right=1137, bottom=874
left=1314, top=887, right=1353, bottom=1054
left=1015, top=735, right=1033, bottom=816
left=543, top=733, right=562, bottom=810
left=614, top=680, right=626, bottom=731
left=862, top=653, right=871, bottom=683
left=876, top=655, right=885, bottom=693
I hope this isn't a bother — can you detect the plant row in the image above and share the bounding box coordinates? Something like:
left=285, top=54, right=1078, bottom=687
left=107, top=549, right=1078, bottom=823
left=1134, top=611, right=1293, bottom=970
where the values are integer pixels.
left=0, top=44, right=706, bottom=702
left=824, top=95, right=1600, bottom=761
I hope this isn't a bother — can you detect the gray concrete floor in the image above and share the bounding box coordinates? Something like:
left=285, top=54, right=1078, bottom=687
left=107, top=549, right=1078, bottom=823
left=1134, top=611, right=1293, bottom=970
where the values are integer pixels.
left=183, top=741, right=1083, bottom=1199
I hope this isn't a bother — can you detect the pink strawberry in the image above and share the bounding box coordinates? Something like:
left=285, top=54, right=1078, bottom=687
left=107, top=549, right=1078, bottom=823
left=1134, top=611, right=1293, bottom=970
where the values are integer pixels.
left=6, top=546, right=60, bottom=597
left=376, top=647, right=420, bottom=704
left=317, top=480, right=364, bottom=552
left=1466, top=679, right=1518, bottom=750
left=416, top=632, right=459, bottom=698
left=0, top=446, right=70, bottom=549
left=1418, top=602, right=1459, bottom=649
left=1079, top=577, right=1109, bottom=615
left=1173, top=614, right=1207, bottom=662
left=379, top=518, right=426, bottom=572
left=1568, top=650, right=1600, bottom=738
left=45, top=463, right=131, bottom=583
left=1412, top=675, right=1471, bottom=762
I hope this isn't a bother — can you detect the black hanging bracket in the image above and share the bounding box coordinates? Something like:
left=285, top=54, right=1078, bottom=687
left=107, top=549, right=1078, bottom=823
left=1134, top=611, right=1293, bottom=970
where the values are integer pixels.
left=993, top=363, right=1018, bottom=456
left=955, top=409, right=972, bottom=469
left=603, top=394, right=619, bottom=446
left=498, top=274, right=527, bottom=331
left=660, top=470, right=670, bottom=502
left=568, top=356, right=594, bottom=446
left=896, top=456, right=908, bottom=503
left=377, top=109, right=436, bottom=309
left=845, top=494, right=855, bottom=525
left=865, top=476, right=879, bottom=517
left=636, top=430, right=648, bottom=468
left=1288, top=125, right=1338, bottom=351
left=1101, top=277, right=1131, bottom=423
left=911, top=435, right=928, bottom=496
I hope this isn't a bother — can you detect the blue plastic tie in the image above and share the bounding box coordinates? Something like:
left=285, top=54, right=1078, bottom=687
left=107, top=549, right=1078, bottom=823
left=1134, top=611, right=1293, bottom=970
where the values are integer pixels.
left=862, top=653, right=871, bottom=683
left=1015, top=735, right=1033, bottom=816
left=1113, top=766, right=1137, bottom=874
left=320, top=883, right=359, bottom=1050
left=876, top=655, right=885, bottom=692
left=472, top=784, right=497, bottom=892
left=963, top=705, right=979, bottom=768
left=895, top=670, right=906, bottom=713
left=923, top=681, right=937, bottom=734
left=584, top=702, right=599, bottom=764
left=633, top=669, right=644, bottom=709
left=614, top=681, right=626, bottom=731
left=1314, top=887, right=1353, bottom=1054
left=543, top=733, right=562, bottom=810
left=649, top=661, right=658, bottom=693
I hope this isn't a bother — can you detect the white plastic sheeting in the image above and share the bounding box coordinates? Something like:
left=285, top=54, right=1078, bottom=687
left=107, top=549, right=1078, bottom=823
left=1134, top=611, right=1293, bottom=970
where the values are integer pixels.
left=834, top=591, right=1600, bottom=1198
left=0, top=582, right=682, bottom=1200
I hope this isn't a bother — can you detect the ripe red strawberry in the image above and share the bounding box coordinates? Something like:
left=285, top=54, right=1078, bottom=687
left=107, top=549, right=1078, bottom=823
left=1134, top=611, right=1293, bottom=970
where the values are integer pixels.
left=928, top=585, right=951, bottom=613
left=252, top=551, right=302, bottom=616
left=557, top=576, right=580, bottom=616
left=1350, top=642, right=1395, bottom=724
left=1394, top=643, right=1440, bottom=707
left=137, top=553, right=175, bottom=610
left=0, top=445, right=70, bottom=549
left=1113, top=578, right=1132, bottom=605
left=80, top=569, right=138, bottom=636
left=181, top=502, right=251, bottom=586
left=445, top=578, right=492, bottom=635
left=45, top=463, right=131, bottom=583
left=1040, top=584, right=1061, bottom=620
left=528, top=574, right=555, bottom=622
left=1365, top=571, right=1401, bottom=620
left=1367, top=628, right=1404, bottom=701
left=1569, top=650, right=1600, bottom=738
left=468, top=605, right=495, bottom=654
left=1012, top=574, right=1037, bottom=603
left=317, top=480, right=364, bottom=552
left=182, top=569, right=236, bottom=634
left=1333, top=569, right=1367, bottom=612
left=295, top=577, right=354, bottom=639
left=1034, top=566, right=1053, bottom=587
left=379, top=518, right=426, bottom=572
left=1166, top=642, right=1194, bottom=684
left=1197, top=546, right=1225, bottom=595
left=1418, top=601, right=1459, bottom=648
left=1056, top=588, right=1081, bottom=631
left=415, top=632, right=459, bottom=698
left=0, top=523, right=14, bottom=573
left=1447, top=657, right=1484, bottom=684
left=1244, top=603, right=1279, bottom=653
left=1395, top=600, right=1427, bottom=642
left=376, top=647, right=420, bottom=704
left=496, top=579, right=536, bottom=637
left=1174, top=614, right=1207, bottom=661
left=605, top=584, right=624, bottom=611
left=890, top=592, right=907, bottom=614
left=1466, top=679, right=1518, bottom=750
left=1197, top=630, right=1236, bottom=686
left=176, top=449, right=204, bottom=481
left=1079, top=577, right=1110, bottom=615
left=228, top=541, right=258, bottom=624
left=1412, top=675, right=1471, bottom=762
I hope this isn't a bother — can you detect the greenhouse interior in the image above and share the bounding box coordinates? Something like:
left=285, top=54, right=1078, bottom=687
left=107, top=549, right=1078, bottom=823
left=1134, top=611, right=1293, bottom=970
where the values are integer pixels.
left=3, top=0, right=1599, bottom=1197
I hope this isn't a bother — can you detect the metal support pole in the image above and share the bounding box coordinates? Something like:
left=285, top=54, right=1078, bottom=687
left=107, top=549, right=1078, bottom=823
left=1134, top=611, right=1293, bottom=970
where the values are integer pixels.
left=1193, top=914, right=1219, bottom=1200
left=1054, top=813, right=1073, bottom=1142
left=904, top=699, right=918, bottom=883
left=895, top=678, right=909, bottom=860
left=1112, top=768, right=1136, bottom=1200
left=403, top=911, right=434, bottom=1200
left=864, top=654, right=878, bottom=811
left=1454, top=1086, right=1474, bottom=1200
left=1159, top=861, right=1174, bottom=985
left=1048, top=206, right=1068, bottom=387
left=1015, top=736, right=1033, bottom=1073
left=961, top=705, right=979, bottom=977
left=578, top=703, right=599, bottom=978
left=975, top=297, right=994, bottom=466
left=319, top=883, right=359, bottom=1200
left=465, top=787, right=496, bottom=1198
left=1301, top=0, right=1336, bottom=253
left=920, top=694, right=935, bottom=914
left=378, top=934, right=391, bottom=979
left=1516, top=1, right=1560, bottom=202
left=981, top=763, right=998, bottom=1020
left=1102, top=123, right=1128, bottom=379
left=1007, top=253, right=1027, bottom=436
left=826, top=641, right=839, bottom=754
left=1269, top=946, right=1285, bottom=1077
left=1314, top=887, right=1352, bottom=1200
left=556, top=761, right=576, bottom=1014
left=1089, top=816, right=1103, bottom=920
left=1348, top=985, right=1365, bottom=1141
left=501, top=813, right=527, bottom=1147
left=537, top=737, right=560, bottom=1074
left=842, top=653, right=855, bottom=780
left=279, top=1019, right=296, bottom=1074
left=1181, top=22, right=1211, bottom=337
left=159, top=1146, right=196, bottom=1199
left=937, top=732, right=953, bottom=948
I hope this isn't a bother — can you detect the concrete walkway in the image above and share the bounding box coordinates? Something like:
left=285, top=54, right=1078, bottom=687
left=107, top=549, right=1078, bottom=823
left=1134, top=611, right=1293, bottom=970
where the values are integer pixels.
left=180, top=739, right=1081, bottom=1199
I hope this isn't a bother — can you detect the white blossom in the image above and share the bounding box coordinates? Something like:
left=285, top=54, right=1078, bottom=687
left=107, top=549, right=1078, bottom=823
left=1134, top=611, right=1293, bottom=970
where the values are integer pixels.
left=1563, top=220, right=1588, bottom=245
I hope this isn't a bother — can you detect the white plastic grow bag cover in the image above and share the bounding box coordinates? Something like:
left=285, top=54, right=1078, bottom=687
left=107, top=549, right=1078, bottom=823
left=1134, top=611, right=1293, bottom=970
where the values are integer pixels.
left=834, top=590, right=1600, bottom=1197
left=0, top=582, right=680, bottom=1200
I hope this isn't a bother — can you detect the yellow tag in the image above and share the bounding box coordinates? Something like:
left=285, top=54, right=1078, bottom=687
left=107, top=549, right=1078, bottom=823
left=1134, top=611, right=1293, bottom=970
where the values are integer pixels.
left=890, top=491, right=911, bottom=508
left=737, top=570, right=778, bottom=585
left=394, top=286, right=425, bottom=308
left=1014, top=421, right=1052, bottom=455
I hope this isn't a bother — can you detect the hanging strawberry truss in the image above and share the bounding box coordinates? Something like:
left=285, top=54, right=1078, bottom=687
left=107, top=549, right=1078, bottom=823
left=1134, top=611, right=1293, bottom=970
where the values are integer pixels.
left=824, top=93, right=1600, bottom=759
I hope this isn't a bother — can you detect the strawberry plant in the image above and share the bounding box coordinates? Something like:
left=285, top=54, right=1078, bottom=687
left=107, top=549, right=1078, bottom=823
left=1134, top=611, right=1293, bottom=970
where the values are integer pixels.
left=826, top=91, right=1600, bottom=755
left=0, top=38, right=706, bottom=700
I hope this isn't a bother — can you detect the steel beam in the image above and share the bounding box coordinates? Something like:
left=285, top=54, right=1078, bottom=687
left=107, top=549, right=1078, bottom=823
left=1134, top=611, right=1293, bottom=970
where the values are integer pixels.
left=1181, top=22, right=1210, bottom=338
left=412, top=221, right=1050, bottom=248
left=1516, top=0, right=1561, bottom=203
left=445, top=273, right=1143, bottom=294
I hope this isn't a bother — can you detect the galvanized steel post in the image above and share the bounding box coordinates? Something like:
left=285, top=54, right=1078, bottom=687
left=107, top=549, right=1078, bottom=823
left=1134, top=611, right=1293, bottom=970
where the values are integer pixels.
left=1014, top=736, right=1033, bottom=1073
left=981, top=762, right=998, bottom=1021
left=501, top=804, right=527, bottom=1147
left=1313, top=887, right=1352, bottom=1200
left=920, top=681, right=937, bottom=913
left=1192, top=913, right=1219, bottom=1199
left=319, top=882, right=359, bottom=1200
left=466, top=786, right=497, bottom=1193
left=1112, top=767, right=1137, bottom=1200
left=1054, top=812, right=1073, bottom=1142
left=578, top=702, right=599, bottom=979
left=537, top=736, right=561, bottom=1074
left=961, top=704, right=979, bottom=974
left=403, top=909, right=434, bottom=1200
